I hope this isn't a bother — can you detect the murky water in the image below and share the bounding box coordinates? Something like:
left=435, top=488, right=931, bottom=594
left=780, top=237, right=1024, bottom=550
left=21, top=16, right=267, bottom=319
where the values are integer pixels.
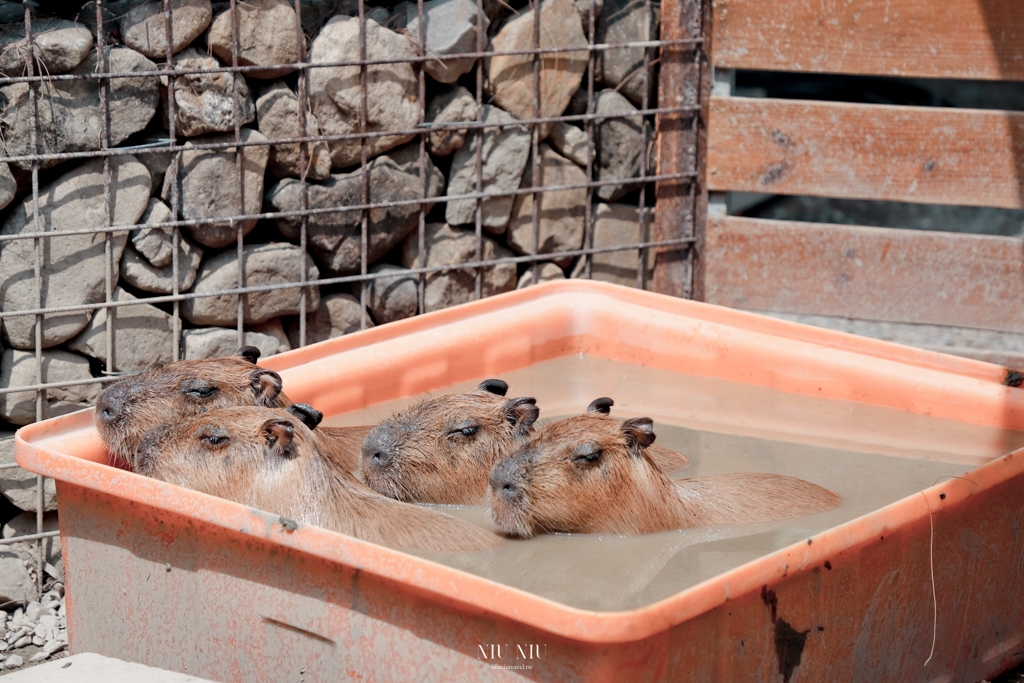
left=324, top=355, right=1024, bottom=612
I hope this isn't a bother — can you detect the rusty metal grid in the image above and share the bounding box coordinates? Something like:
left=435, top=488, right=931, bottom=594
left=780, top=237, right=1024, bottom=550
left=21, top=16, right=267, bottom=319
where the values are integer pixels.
left=0, top=0, right=710, bottom=594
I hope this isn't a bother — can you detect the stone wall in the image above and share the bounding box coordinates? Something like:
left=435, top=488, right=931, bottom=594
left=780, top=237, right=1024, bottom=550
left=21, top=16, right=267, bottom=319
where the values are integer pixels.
left=0, top=0, right=664, bottom=440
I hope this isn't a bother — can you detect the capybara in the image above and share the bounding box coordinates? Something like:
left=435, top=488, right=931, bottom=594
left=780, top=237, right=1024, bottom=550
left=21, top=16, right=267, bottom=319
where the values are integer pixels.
left=135, top=405, right=502, bottom=552
left=94, top=346, right=371, bottom=473
left=488, top=407, right=840, bottom=538
left=360, top=379, right=541, bottom=504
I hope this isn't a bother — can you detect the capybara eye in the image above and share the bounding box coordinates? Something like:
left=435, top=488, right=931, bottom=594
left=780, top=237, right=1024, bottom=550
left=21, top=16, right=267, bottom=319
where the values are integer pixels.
left=203, top=435, right=228, bottom=446
left=181, top=380, right=219, bottom=399
left=572, top=449, right=602, bottom=465
left=448, top=425, right=479, bottom=437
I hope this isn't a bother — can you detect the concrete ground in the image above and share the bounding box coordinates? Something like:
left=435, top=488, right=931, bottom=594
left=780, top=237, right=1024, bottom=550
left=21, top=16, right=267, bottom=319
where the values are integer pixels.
left=0, top=653, right=215, bottom=682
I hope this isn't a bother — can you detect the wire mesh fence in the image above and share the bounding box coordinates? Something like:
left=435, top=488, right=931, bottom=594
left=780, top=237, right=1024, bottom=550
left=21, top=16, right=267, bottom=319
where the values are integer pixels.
left=0, top=0, right=708, bottom=594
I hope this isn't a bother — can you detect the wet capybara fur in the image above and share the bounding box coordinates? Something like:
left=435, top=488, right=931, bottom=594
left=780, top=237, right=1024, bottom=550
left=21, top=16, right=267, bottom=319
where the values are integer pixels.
left=488, top=405, right=840, bottom=538
left=135, top=405, right=501, bottom=552
left=360, top=379, right=541, bottom=504
left=94, top=346, right=370, bottom=473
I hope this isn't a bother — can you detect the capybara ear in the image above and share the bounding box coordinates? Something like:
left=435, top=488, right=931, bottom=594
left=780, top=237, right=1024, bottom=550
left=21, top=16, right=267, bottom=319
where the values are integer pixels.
left=250, top=369, right=283, bottom=406
left=504, top=397, right=539, bottom=436
left=621, top=417, right=656, bottom=452
left=237, top=346, right=262, bottom=364
left=478, top=379, right=509, bottom=396
left=587, top=397, right=614, bottom=414
left=262, top=418, right=295, bottom=459
left=286, top=403, right=323, bottom=430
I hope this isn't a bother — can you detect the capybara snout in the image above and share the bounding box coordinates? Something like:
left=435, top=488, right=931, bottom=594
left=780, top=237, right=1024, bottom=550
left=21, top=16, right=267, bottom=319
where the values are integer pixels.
left=94, top=346, right=290, bottom=466
left=360, top=379, right=540, bottom=504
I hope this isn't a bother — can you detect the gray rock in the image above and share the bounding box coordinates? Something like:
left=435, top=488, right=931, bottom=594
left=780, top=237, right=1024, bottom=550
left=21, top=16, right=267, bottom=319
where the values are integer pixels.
left=11, top=637, right=28, bottom=649
left=397, top=0, right=487, bottom=83
left=164, top=47, right=255, bottom=137
left=0, top=162, right=13, bottom=212
left=596, top=0, right=656, bottom=105
left=517, top=262, right=565, bottom=288
left=400, top=222, right=517, bottom=312
left=267, top=151, right=443, bottom=275
left=284, top=292, right=371, bottom=347
left=3, top=512, right=60, bottom=558
left=367, top=264, right=417, bottom=324
left=296, top=0, right=358, bottom=35
left=309, top=16, right=419, bottom=168
left=29, top=651, right=47, bottom=663
left=1, top=513, right=60, bottom=604
left=133, top=133, right=174, bottom=195
left=0, top=433, right=57, bottom=513
left=181, top=242, right=320, bottom=326
left=424, top=86, right=477, bottom=157
left=573, top=0, right=603, bottom=25
left=486, top=0, right=587, bottom=137
left=0, top=18, right=93, bottom=76
left=65, top=288, right=176, bottom=372
left=182, top=325, right=287, bottom=360
left=249, top=318, right=291, bottom=355
left=120, top=238, right=203, bottom=294
left=507, top=143, right=587, bottom=266
left=163, top=127, right=269, bottom=248
left=209, top=0, right=299, bottom=79
left=0, top=156, right=152, bottom=349
left=594, top=89, right=652, bottom=201
left=0, top=349, right=101, bottom=425
left=3, top=652, right=23, bottom=669
left=547, top=121, right=589, bottom=167
left=0, top=48, right=159, bottom=170
left=256, top=81, right=331, bottom=180
left=78, top=0, right=147, bottom=39
left=569, top=202, right=652, bottom=285
left=385, top=142, right=448, bottom=196
left=564, top=85, right=589, bottom=116
left=121, top=0, right=212, bottom=58
left=130, top=198, right=174, bottom=267
left=445, top=104, right=530, bottom=232
left=367, top=7, right=389, bottom=25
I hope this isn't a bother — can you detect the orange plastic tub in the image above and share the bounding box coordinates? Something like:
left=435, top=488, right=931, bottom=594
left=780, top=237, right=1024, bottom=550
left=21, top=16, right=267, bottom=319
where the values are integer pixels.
left=15, top=280, right=1024, bottom=682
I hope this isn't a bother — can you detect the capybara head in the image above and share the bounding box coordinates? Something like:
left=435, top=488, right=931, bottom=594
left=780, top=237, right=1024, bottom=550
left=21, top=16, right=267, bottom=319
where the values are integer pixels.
left=135, top=404, right=321, bottom=499
left=361, top=379, right=540, bottom=504
left=95, top=346, right=289, bottom=466
left=489, top=399, right=840, bottom=538
left=488, top=405, right=664, bottom=538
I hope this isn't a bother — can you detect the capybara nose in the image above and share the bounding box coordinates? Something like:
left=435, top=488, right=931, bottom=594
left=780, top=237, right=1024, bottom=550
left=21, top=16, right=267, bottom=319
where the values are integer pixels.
left=361, top=429, right=394, bottom=469
left=489, top=458, right=522, bottom=500
left=96, top=384, right=126, bottom=425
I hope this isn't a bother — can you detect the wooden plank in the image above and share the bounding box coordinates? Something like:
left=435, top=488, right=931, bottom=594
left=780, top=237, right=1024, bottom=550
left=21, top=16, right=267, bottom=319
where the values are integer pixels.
left=652, top=0, right=709, bottom=298
left=703, top=215, right=1024, bottom=334
left=712, top=0, right=1024, bottom=80
left=707, top=96, right=1024, bottom=209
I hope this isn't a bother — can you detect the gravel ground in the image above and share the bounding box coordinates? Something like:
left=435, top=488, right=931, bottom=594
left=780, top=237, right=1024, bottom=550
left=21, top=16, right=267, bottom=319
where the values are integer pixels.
left=0, top=582, right=68, bottom=675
